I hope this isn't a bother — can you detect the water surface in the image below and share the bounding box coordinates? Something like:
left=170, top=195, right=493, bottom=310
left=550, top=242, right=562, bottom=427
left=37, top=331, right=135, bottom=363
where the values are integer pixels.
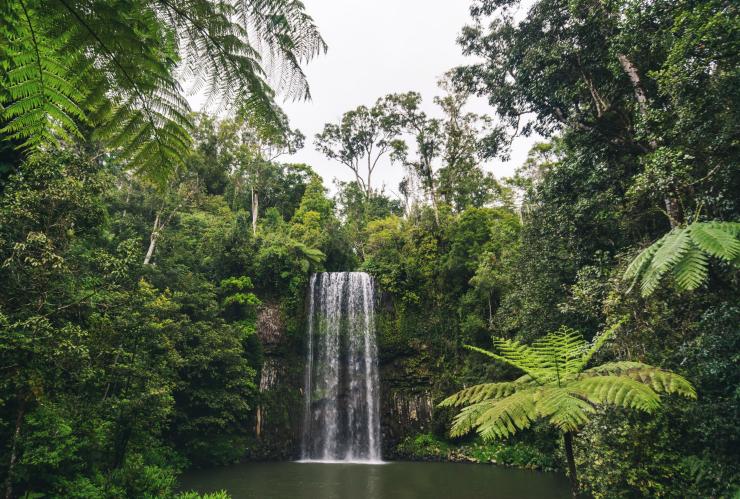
left=180, top=461, right=570, bottom=499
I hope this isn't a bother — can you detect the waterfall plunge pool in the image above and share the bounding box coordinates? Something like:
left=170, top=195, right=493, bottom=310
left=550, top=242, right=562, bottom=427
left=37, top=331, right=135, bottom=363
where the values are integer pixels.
left=179, top=461, right=570, bottom=499
left=181, top=275, right=570, bottom=498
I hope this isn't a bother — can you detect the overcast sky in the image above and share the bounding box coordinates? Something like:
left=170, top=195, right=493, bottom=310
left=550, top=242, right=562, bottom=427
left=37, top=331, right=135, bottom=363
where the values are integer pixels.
left=275, top=0, right=538, bottom=195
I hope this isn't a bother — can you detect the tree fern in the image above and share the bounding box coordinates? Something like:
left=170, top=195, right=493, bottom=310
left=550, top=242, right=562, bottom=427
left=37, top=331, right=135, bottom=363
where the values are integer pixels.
left=0, top=0, right=325, bottom=184
left=439, top=326, right=695, bottom=496
left=0, top=1, right=87, bottom=146
left=624, top=221, right=740, bottom=296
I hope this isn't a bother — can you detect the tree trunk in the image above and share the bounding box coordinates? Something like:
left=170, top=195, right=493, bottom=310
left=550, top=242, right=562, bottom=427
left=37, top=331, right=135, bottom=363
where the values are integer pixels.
left=563, top=432, right=580, bottom=498
left=487, top=295, right=493, bottom=326
left=143, top=212, right=160, bottom=265
left=617, top=54, right=649, bottom=114
left=4, top=398, right=27, bottom=499
left=255, top=406, right=262, bottom=439
left=251, top=186, right=259, bottom=236
left=430, top=188, right=440, bottom=226
left=617, top=53, right=680, bottom=227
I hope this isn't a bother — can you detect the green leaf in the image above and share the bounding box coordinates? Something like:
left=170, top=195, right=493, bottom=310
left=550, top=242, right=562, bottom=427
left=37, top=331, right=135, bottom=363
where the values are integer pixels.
left=569, top=376, right=661, bottom=412
left=438, top=376, right=533, bottom=408
left=689, top=222, right=740, bottom=262
left=671, top=243, right=709, bottom=291
left=640, top=228, right=692, bottom=296
left=474, top=388, right=539, bottom=440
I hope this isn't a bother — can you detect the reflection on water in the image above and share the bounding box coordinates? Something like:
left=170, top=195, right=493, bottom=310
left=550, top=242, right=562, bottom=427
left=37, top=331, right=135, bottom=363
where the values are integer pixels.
left=179, top=461, right=570, bottom=499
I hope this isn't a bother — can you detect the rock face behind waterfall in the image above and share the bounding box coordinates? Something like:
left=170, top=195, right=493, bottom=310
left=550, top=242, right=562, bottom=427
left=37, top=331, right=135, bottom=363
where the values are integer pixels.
left=301, top=272, right=382, bottom=461
left=251, top=277, right=434, bottom=462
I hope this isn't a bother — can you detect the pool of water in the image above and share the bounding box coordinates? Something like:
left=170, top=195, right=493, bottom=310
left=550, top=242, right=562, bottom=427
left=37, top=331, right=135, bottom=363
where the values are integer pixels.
left=179, top=461, right=570, bottom=499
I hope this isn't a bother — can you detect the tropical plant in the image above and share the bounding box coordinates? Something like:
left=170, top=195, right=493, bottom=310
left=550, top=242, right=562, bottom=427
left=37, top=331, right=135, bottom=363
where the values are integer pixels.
left=0, top=0, right=325, bottom=183
left=624, top=221, right=740, bottom=297
left=439, top=325, right=696, bottom=497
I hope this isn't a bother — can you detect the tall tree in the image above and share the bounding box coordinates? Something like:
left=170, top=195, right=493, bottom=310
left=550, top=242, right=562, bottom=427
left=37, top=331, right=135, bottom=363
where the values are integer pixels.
left=384, top=92, right=445, bottom=224
left=456, top=0, right=739, bottom=227
left=315, top=97, right=405, bottom=199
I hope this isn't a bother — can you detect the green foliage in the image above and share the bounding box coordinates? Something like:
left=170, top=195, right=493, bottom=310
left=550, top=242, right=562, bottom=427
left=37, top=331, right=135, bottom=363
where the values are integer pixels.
left=0, top=0, right=325, bottom=183
left=624, top=221, right=740, bottom=296
left=0, top=137, right=328, bottom=496
left=440, top=326, right=695, bottom=439
left=395, top=432, right=559, bottom=471
left=177, top=491, right=231, bottom=499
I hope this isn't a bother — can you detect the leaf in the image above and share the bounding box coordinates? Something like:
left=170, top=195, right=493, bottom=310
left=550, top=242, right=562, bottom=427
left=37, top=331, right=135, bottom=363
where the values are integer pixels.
left=535, top=388, right=593, bottom=433
left=671, top=243, right=709, bottom=291
left=466, top=342, right=546, bottom=384
left=640, top=228, right=692, bottom=296
left=689, top=222, right=740, bottom=262
left=584, top=362, right=696, bottom=399
left=0, top=3, right=87, bottom=148
left=530, top=326, right=586, bottom=377
left=573, top=321, right=621, bottom=372
left=474, top=388, right=539, bottom=440
left=623, top=234, right=664, bottom=282
left=569, top=376, right=661, bottom=412
left=438, top=376, right=533, bottom=408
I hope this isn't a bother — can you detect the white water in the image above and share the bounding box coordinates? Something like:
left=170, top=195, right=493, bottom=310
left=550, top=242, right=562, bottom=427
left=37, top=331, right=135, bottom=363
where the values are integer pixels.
left=300, top=272, right=382, bottom=462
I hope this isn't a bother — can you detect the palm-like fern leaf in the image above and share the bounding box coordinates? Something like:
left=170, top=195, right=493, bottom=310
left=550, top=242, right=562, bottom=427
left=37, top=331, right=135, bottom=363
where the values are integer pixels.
left=569, top=376, right=661, bottom=412
left=438, top=375, right=533, bottom=408
left=466, top=343, right=546, bottom=383
left=670, top=244, right=709, bottom=291
left=441, top=326, right=695, bottom=442
left=471, top=388, right=538, bottom=439
left=530, top=326, right=585, bottom=378
left=572, top=322, right=620, bottom=373
left=536, top=388, right=594, bottom=433
left=688, top=222, right=740, bottom=261
left=624, top=221, right=739, bottom=297
left=449, top=401, right=489, bottom=438
left=1, top=0, right=325, bottom=183
left=640, top=228, right=692, bottom=296
left=623, top=231, right=665, bottom=282
left=0, top=2, right=87, bottom=146
left=584, top=362, right=696, bottom=398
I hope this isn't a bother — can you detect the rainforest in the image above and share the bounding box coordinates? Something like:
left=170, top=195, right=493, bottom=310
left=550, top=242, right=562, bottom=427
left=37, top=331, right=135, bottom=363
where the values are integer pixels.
left=0, top=0, right=738, bottom=498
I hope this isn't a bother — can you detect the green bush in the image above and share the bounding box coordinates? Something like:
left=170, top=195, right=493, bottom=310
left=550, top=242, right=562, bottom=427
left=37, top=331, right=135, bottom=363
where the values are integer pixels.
left=395, top=433, right=559, bottom=471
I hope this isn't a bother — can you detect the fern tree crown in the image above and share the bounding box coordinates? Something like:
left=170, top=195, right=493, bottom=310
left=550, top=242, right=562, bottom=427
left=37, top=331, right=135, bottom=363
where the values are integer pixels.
left=0, top=0, right=326, bottom=184
left=439, top=326, right=696, bottom=440
left=623, top=221, right=740, bottom=296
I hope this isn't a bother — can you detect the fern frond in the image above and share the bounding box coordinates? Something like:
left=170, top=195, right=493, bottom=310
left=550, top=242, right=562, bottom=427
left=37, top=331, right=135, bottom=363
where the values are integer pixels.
left=530, top=326, right=586, bottom=377
left=449, top=401, right=488, bottom=438
left=573, top=322, right=621, bottom=373
left=670, top=243, right=709, bottom=291
left=624, top=221, right=740, bottom=296
left=688, top=222, right=740, bottom=262
left=0, top=2, right=87, bottom=147
left=584, top=362, right=696, bottom=399
left=569, top=376, right=661, bottom=412
left=623, top=233, right=665, bottom=282
left=1, top=0, right=324, bottom=183
left=474, top=389, right=539, bottom=440
left=640, top=228, right=692, bottom=296
left=438, top=376, right=533, bottom=408
left=535, top=388, right=593, bottom=433
left=466, top=343, right=546, bottom=384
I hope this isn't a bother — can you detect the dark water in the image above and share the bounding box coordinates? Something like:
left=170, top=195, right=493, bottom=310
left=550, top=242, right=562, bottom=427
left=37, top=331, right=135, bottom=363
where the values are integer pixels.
left=179, top=461, right=571, bottom=499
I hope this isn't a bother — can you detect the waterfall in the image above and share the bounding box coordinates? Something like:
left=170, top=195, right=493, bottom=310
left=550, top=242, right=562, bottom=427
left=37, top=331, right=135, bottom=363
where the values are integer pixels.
left=300, top=272, right=382, bottom=462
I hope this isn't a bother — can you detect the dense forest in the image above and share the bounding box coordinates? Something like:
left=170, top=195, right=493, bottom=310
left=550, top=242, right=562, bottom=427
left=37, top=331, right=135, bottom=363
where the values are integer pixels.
left=0, top=0, right=738, bottom=498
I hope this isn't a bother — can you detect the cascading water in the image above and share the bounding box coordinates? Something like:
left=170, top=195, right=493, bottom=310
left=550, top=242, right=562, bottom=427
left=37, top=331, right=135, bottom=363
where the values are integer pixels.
left=300, top=272, right=382, bottom=462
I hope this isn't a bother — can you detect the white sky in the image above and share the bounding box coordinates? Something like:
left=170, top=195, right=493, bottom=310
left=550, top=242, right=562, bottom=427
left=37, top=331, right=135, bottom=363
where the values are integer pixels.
left=197, top=0, right=540, bottom=196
